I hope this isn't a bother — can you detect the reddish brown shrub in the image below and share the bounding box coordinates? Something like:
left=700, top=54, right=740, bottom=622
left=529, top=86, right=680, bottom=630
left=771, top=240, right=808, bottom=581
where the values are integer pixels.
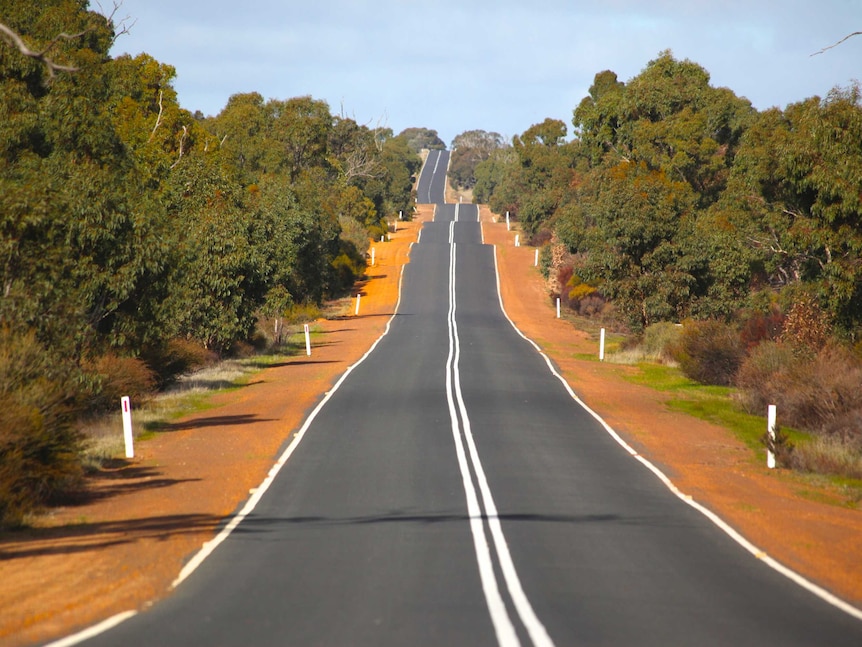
left=738, top=341, right=862, bottom=442
left=739, top=306, right=785, bottom=351
left=786, top=344, right=862, bottom=436
left=88, top=354, right=157, bottom=412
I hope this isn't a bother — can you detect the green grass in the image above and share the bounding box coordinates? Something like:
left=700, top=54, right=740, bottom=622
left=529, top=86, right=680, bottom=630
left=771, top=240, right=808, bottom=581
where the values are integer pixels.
left=625, top=362, right=809, bottom=452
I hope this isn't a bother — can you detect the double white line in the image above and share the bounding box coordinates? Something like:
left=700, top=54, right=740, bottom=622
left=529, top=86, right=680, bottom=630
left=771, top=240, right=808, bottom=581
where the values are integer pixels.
left=444, top=222, right=554, bottom=647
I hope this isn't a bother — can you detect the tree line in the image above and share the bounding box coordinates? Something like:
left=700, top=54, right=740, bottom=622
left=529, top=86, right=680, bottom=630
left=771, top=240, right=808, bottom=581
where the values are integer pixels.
left=462, top=51, right=862, bottom=339
left=0, top=1, right=423, bottom=524
left=456, top=51, right=862, bottom=479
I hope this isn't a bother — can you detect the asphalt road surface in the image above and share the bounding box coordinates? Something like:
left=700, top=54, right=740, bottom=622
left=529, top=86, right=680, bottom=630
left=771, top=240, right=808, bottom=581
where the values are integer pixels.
left=56, top=149, right=862, bottom=646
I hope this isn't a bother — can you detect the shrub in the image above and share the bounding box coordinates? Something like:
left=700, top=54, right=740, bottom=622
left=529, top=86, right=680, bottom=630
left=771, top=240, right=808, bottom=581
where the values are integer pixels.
left=761, top=424, right=795, bottom=468
left=786, top=344, right=862, bottom=436
left=0, top=327, right=82, bottom=527
left=670, top=319, right=744, bottom=386
left=86, top=354, right=158, bottom=412
left=738, top=341, right=862, bottom=441
left=331, top=252, right=362, bottom=294
left=142, top=338, right=217, bottom=387
left=736, top=341, right=796, bottom=414
left=528, top=228, right=553, bottom=248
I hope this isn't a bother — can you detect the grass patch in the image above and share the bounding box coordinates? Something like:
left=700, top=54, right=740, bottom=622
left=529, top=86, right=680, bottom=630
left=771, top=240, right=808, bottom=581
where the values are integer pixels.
left=627, top=362, right=808, bottom=451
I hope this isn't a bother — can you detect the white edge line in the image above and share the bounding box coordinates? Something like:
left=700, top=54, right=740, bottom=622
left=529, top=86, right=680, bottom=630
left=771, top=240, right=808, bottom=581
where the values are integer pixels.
left=43, top=611, right=138, bottom=647
left=46, top=260, right=414, bottom=647
left=490, top=245, right=862, bottom=624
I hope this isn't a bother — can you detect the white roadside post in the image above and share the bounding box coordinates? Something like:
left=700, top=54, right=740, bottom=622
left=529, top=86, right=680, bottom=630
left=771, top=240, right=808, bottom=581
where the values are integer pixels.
left=767, top=404, right=777, bottom=469
left=304, top=324, right=311, bottom=356
left=371, top=248, right=375, bottom=266
left=355, top=293, right=361, bottom=316
left=599, top=328, right=606, bottom=361
left=121, top=396, right=134, bottom=459
left=399, top=209, right=403, bottom=221
left=534, top=248, right=539, bottom=267
left=556, top=297, right=561, bottom=319
left=515, top=234, right=520, bottom=247
left=506, top=211, right=510, bottom=231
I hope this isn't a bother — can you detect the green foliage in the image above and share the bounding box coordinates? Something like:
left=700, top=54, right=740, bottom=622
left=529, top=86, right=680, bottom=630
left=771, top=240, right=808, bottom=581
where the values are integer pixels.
left=482, top=50, right=862, bottom=342
left=575, top=161, right=699, bottom=329
left=717, top=86, right=862, bottom=335
left=398, top=127, right=445, bottom=152
left=473, top=147, right=515, bottom=204
left=448, top=129, right=505, bottom=190
left=482, top=118, right=581, bottom=236
left=0, top=1, right=423, bottom=520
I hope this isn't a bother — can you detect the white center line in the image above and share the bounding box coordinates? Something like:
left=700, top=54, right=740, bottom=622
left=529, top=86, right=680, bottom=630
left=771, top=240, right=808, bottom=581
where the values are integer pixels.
left=446, top=234, right=554, bottom=647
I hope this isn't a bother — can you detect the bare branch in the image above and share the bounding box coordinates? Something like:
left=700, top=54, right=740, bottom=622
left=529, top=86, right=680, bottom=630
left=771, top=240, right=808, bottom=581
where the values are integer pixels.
left=0, top=2, right=136, bottom=76
left=0, top=21, right=83, bottom=75
left=96, top=1, right=136, bottom=46
left=811, top=31, right=862, bottom=56
left=170, top=126, right=188, bottom=169
left=148, top=90, right=164, bottom=143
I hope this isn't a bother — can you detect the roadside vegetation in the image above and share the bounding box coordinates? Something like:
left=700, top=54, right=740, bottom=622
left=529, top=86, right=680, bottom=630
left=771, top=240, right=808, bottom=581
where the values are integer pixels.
left=458, top=51, right=862, bottom=488
left=0, top=2, right=428, bottom=527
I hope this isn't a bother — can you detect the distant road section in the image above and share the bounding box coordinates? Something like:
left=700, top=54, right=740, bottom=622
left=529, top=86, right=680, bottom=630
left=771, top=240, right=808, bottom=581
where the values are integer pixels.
left=416, top=148, right=449, bottom=204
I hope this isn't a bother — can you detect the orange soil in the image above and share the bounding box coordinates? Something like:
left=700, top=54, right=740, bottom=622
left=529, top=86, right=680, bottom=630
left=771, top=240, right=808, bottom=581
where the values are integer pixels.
left=2, top=203, right=861, bottom=646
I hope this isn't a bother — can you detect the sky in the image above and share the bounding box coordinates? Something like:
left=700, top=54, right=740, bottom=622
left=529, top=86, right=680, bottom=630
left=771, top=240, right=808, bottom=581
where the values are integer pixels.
left=108, top=0, right=862, bottom=146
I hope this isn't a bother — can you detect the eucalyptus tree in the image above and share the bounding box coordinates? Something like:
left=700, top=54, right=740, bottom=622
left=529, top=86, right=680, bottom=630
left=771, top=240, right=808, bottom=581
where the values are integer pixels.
left=716, top=84, right=862, bottom=334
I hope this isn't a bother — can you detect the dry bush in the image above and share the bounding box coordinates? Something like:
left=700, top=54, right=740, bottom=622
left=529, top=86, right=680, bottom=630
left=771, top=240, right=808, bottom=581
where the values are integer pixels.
left=528, top=228, right=553, bottom=248
left=786, top=344, right=862, bottom=436
left=790, top=436, right=862, bottom=480
left=670, top=320, right=744, bottom=386
left=736, top=341, right=796, bottom=414
left=575, top=294, right=606, bottom=316
left=738, top=342, right=862, bottom=441
left=780, top=295, right=830, bottom=352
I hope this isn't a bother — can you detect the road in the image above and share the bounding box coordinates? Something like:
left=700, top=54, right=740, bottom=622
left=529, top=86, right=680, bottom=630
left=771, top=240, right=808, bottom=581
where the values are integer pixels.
left=55, top=148, right=862, bottom=646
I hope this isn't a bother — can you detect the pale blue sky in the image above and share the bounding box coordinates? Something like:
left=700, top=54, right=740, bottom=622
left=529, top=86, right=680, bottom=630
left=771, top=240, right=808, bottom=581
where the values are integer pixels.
left=108, top=0, right=862, bottom=146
